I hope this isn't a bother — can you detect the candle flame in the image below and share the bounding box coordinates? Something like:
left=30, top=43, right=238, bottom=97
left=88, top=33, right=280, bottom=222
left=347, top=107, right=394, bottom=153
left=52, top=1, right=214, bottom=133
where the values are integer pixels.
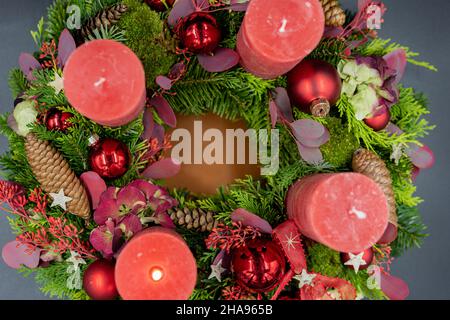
left=150, top=267, right=164, bottom=282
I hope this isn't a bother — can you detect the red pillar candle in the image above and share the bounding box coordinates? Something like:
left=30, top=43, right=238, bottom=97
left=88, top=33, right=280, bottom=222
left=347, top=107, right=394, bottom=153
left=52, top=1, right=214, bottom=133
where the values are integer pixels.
left=115, top=227, right=197, bottom=300
left=64, top=40, right=146, bottom=127
left=237, top=0, right=325, bottom=79
left=286, top=173, right=389, bottom=253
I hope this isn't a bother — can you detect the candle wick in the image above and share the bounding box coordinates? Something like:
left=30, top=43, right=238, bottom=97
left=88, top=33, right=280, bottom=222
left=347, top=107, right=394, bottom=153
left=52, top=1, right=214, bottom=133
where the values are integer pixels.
left=279, top=19, right=288, bottom=33
left=150, top=267, right=164, bottom=282
left=94, top=77, right=106, bottom=87
left=349, top=207, right=367, bottom=220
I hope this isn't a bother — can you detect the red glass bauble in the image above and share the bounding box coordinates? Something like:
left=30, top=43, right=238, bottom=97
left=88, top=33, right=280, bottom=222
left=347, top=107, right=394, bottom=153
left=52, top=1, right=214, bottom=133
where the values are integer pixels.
left=231, top=238, right=285, bottom=293
left=364, top=105, right=391, bottom=131
left=89, top=138, right=131, bottom=179
left=287, top=59, right=342, bottom=117
left=144, top=0, right=175, bottom=12
left=176, top=12, right=222, bottom=54
left=341, top=248, right=374, bottom=271
left=45, top=108, right=74, bottom=132
left=377, top=222, right=398, bottom=245
left=83, top=259, right=118, bottom=300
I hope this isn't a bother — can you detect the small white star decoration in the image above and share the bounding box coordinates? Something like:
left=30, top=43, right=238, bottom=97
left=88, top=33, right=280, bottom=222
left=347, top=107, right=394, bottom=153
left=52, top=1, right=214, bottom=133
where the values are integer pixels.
left=344, top=252, right=368, bottom=273
left=66, top=251, right=86, bottom=290
left=49, top=72, right=64, bottom=95
left=208, top=259, right=226, bottom=282
left=49, top=188, right=72, bottom=211
left=293, top=269, right=316, bottom=289
left=282, top=232, right=301, bottom=251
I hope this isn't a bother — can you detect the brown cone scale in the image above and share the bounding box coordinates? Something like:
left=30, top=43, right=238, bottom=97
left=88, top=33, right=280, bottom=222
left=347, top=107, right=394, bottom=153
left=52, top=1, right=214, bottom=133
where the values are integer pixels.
left=24, top=134, right=90, bottom=219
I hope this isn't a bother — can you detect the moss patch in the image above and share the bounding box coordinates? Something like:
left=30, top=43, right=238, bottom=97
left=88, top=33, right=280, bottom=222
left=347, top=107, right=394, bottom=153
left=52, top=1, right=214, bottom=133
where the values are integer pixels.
left=321, top=117, right=360, bottom=168
left=118, top=0, right=178, bottom=88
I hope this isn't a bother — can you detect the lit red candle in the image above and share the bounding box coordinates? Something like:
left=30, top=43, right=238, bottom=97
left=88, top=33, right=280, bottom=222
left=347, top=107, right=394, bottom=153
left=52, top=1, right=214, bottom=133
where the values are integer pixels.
left=237, top=0, right=325, bottom=79
left=115, top=227, right=197, bottom=300
left=64, top=40, right=146, bottom=127
left=286, top=173, right=389, bottom=253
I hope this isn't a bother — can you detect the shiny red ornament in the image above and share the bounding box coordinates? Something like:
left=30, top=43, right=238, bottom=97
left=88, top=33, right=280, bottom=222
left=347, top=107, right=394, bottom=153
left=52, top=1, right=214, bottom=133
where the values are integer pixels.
left=45, top=108, right=74, bottom=132
left=341, top=248, right=374, bottom=271
left=144, top=0, right=175, bottom=12
left=377, top=222, right=398, bottom=245
left=89, top=137, right=131, bottom=179
left=287, top=59, right=342, bottom=117
left=176, top=12, right=222, bottom=54
left=364, top=105, right=391, bottom=131
left=83, top=259, right=118, bottom=300
left=231, top=238, right=285, bottom=293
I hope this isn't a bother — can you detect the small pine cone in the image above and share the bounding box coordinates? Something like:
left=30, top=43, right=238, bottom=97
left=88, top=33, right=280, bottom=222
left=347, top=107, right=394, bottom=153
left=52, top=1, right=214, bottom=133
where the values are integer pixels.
left=169, top=207, right=219, bottom=232
left=24, top=134, right=90, bottom=220
left=80, top=4, right=128, bottom=39
left=352, top=149, right=397, bottom=226
left=319, top=0, right=346, bottom=27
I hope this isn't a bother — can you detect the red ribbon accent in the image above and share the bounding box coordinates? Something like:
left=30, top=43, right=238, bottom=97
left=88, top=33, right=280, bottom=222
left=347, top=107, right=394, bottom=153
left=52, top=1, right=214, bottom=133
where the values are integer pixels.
left=272, top=220, right=307, bottom=273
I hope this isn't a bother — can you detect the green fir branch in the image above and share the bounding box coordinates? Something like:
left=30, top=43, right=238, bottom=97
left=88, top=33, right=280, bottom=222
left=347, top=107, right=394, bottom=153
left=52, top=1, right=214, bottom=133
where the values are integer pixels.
left=8, top=69, right=28, bottom=98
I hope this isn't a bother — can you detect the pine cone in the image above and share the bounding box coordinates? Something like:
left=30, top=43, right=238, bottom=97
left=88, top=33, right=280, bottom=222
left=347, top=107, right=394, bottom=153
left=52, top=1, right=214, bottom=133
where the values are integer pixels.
left=24, top=134, right=90, bottom=220
left=352, top=149, right=397, bottom=226
left=169, top=207, right=219, bottom=232
left=319, top=0, right=346, bottom=27
left=80, top=4, right=128, bottom=39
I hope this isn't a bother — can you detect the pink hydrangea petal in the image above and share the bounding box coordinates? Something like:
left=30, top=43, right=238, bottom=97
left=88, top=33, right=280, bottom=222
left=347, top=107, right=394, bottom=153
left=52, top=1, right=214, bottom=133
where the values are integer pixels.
left=406, top=144, right=435, bottom=169
left=290, top=119, right=325, bottom=140
left=149, top=96, right=177, bottom=128
left=57, top=29, right=76, bottom=68
left=141, top=158, right=181, bottom=180
left=153, top=211, right=176, bottom=229
left=383, top=49, right=407, bottom=84
left=119, top=214, right=143, bottom=236
left=156, top=75, right=173, bottom=90
left=90, top=226, right=114, bottom=257
left=2, top=241, right=41, bottom=269
left=197, top=48, right=240, bottom=73
left=380, top=273, right=410, bottom=300
left=297, top=128, right=330, bottom=148
left=231, top=208, right=272, bottom=234
left=269, top=100, right=278, bottom=129
left=80, top=171, right=107, bottom=210
left=273, top=87, right=293, bottom=122
left=94, top=198, right=120, bottom=225
left=128, top=179, right=161, bottom=200
left=297, top=142, right=324, bottom=165
left=117, top=186, right=147, bottom=210
left=142, top=108, right=155, bottom=140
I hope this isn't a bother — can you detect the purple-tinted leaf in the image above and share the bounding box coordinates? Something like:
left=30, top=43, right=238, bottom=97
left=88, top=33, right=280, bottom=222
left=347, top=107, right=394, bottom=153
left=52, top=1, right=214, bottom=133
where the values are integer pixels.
left=94, top=198, right=120, bottom=225
left=18, top=53, right=41, bottom=81
left=228, top=0, right=250, bottom=12
left=128, top=179, right=160, bottom=200
left=385, top=122, right=404, bottom=136
left=156, top=75, right=173, bottom=90
left=168, top=0, right=210, bottom=27
left=90, top=221, right=115, bottom=258
left=298, top=127, right=330, bottom=148
left=323, top=26, right=344, bottom=38
left=168, top=62, right=187, bottom=80
left=80, top=171, right=107, bottom=210
left=273, top=87, right=294, bottom=122
left=7, top=114, right=19, bottom=134
left=149, top=96, right=177, bottom=128
left=380, top=273, right=410, bottom=300
left=141, top=158, right=181, bottom=180
left=142, top=108, right=155, bottom=140
left=269, top=100, right=278, bottom=129
left=2, top=241, right=41, bottom=269
left=117, top=186, right=147, bottom=211
left=231, top=208, right=272, bottom=234
left=213, top=249, right=232, bottom=270
left=290, top=119, right=326, bottom=140
left=57, top=29, right=76, bottom=68
left=100, top=186, right=119, bottom=202
left=197, top=48, right=240, bottom=73
left=406, top=144, right=435, bottom=169
left=297, top=142, right=324, bottom=165
left=384, top=49, right=407, bottom=84
left=411, top=166, right=420, bottom=181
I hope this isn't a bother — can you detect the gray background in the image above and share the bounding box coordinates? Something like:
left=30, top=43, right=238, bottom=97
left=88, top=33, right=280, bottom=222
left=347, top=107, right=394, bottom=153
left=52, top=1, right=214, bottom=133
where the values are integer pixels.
left=0, top=0, right=449, bottom=299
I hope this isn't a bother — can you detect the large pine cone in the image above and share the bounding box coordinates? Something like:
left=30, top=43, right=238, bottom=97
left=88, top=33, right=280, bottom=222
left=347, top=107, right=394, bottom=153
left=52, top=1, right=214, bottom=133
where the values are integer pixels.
left=24, top=134, right=90, bottom=220
left=319, top=0, right=346, bottom=27
left=80, top=4, right=128, bottom=39
left=169, top=207, right=219, bottom=232
left=352, top=148, right=397, bottom=226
